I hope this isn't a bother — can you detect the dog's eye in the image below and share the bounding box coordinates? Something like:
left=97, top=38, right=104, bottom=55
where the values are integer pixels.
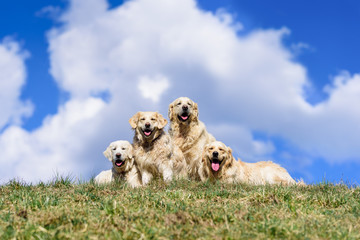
left=209, top=147, right=214, bottom=150
left=219, top=148, right=224, bottom=152
left=177, top=102, right=181, bottom=106
left=187, top=102, right=191, bottom=106
left=121, top=147, right=126, bottom=150
left=151, top=118, right=155, bottom=121
left=113, top=147, right=116, bottom=150
left=140, top=118, right=145, bottom=121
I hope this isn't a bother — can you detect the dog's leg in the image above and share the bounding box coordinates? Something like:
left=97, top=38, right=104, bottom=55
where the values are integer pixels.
left=197, top=165, right=208, bottom=182
left=95, top=170, right=113, bottom=184
left=141, top=170, right=153, bottom=185
left=160, top=165, right=173, bottom=182
left=126, top=168, right=142, bottom=188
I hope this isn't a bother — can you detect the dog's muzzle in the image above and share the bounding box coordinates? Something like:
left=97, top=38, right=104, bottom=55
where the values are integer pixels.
left=114, top=159, right=125, bottom=167
left=142, top=126, right=153, bottom=137
left=210, top=156, right=222, bottom=172
left=178, top=110, right=190, bottom=122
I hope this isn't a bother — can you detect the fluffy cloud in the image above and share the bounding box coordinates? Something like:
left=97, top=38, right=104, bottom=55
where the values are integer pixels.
left=0, top=38, right=33, bottom=130
left=1, top=0, right=360, bottom=183
left=0, top=98, right=106, bottom=183
left=138, top=75, right=170, bottom=103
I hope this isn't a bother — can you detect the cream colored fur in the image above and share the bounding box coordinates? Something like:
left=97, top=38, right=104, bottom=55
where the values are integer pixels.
left=129, top=111, right=187, bottom=185
left=95, top=140, right=142, bottom=188
left=168, top=97, right=215, bottom=179
left=199, top=141, right=296, bottom=185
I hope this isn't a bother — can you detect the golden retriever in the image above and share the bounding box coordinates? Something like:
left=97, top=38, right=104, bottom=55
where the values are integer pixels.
left=129, top=111, right=187, bottom=185
left=168, top=97, right=215, bottom=179
left=199, top=141, right=296, bottom=185
left=94, top=140, right=142, bottom=188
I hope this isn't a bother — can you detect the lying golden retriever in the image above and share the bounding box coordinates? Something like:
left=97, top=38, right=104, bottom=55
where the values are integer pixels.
left=199, top=141, right=296, bottom=185
left=168, top=97, right=216, bottom=179
left=129, top=111, right=187, bottom=185
left=94, top=140, right=142, bottom=188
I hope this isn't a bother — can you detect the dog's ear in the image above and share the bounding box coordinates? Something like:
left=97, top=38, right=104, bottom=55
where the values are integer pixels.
left=129, top=112, right=140, bottom=129
left=127, top=144, right=134, bottom=159
left=201, top=144, right=209, bottom=163
left=168, top=101, right=175, bottom=121
left=156, top=113, right=168, bottom=129
left=103, top=145, right=112, bottom=162
left=223, top=146, right=234, bottom=168
left=227, top=146, right=233, bottom=156
left=193, top=102, right=199, bottom=119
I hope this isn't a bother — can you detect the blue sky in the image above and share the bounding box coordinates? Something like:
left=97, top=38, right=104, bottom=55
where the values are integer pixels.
left=1, top=0, right=360, bottom=184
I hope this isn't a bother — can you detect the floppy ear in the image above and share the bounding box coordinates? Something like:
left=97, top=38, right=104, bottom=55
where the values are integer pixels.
left=103, top=145, right=112, bottom=162
left=129, top=112, right=140, bottom=129
left=168, top=101, right=175, bottom=121
left=157, top=113, right=168, bottom=129
left=193, top=102, right=199, bottom=119
left=227, top=146, right=233, bottom=156
left=224, top=146, right=234, bottom=167
left=201, top=144, right=209, bottom=163
left=127, top=144, right=134, bottom=159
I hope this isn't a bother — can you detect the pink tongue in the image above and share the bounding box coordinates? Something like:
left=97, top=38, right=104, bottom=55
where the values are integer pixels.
left=212, top=163, right=220, bottom=171
left=144, top=131, right=151, bottom=136
left=116, top=162, right=123, bottom=167
left=181, top=116, right=188, bottom=120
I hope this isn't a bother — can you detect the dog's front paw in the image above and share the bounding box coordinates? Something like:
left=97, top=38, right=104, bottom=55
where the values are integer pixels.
left=162, top=168, right=173, bottom=182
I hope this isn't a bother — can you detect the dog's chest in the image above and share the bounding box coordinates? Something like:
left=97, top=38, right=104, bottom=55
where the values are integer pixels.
left=112, top=172, right=127, bottom=182
left=135, top=145, right=171, bottom=166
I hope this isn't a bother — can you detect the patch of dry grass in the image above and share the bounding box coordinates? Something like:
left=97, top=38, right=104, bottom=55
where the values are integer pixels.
left=0, top=177, right=359, bottom=239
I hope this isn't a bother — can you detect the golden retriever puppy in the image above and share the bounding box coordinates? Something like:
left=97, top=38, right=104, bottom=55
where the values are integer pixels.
left=129, top=111, right=187, bottom=185
left=199, top=141, right=296, bottom=185
left=168, top=97, right=216, bottom=179
left=94, top=140, right=142, bottom=188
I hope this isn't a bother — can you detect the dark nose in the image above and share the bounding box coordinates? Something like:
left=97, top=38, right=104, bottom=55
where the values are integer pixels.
left=116, top=153, right=121, bottom=158
left=212, top=151, right=218, bottom=158
left=145, top=122, right=150, bottom=128
left=182, top=105, right=188, bottom=111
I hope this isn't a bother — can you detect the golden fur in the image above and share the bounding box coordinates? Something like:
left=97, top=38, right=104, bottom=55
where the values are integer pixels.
left=129, top=111, right=187, bottom=185
left=199, top=141, right=296, bottom=185
left=168, top=97, right=216, bottom=179
left=95, top=140, right=142, bottom=188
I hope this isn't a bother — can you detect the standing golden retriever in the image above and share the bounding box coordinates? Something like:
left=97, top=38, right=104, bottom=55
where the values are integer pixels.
left=168, top=97, right=216, bottom=179
left=95, top=140, right=142, bottom=188
left=199, top=141, right=296, bottom=185
left=129, top=111, right=187, bottom=185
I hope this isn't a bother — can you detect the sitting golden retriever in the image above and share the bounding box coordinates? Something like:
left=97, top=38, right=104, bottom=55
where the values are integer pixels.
left=94, top=140, right=142, bottom=188
left=199, top=141, right=296, bottom=185
left=168, top=97, right=216, bottom=179
left=129, top=111, right=187, bottom=185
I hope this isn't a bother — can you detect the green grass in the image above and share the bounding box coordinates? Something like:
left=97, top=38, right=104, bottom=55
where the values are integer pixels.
left=1, top=178, right=359, bottom=239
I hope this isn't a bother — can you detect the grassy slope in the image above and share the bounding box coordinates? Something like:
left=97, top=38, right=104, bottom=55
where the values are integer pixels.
left=0, top=178, right=359, bottom=239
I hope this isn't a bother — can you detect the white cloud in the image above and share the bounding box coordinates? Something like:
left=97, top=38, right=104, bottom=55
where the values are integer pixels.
left=1, top=0, right=360, bottom=183
left=36, top=6, right=62, bottom=20
left=138, top=75, right=170, bottom=103
left=290, top=42, right=313, bottom=56
left=0, top=38, right=33, bottom=130
left=0, top=98, right=107, bottom=184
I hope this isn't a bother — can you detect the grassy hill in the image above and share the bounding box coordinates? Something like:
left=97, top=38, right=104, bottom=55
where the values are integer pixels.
left=1, top=177, right=359, bottom=239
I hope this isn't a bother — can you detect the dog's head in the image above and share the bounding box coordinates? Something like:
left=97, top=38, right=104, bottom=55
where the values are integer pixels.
left=103, top=140, right=134, bottom=172
left=129, top=112, right=168, bottom=142
left=202, top=141, right=233, bottom=173
left=168, top=97, right=199, bottom=124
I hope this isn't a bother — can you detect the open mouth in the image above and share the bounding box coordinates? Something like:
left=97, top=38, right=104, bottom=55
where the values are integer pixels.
left=115, top=159, right=124, bottom=167
left=210, top=158, right=222, bottom=172
left=143, top=129, right=152, bottom=137
left=142, top=129, right=153, bottom=137
left=178, top=113, right=190, bottom=122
